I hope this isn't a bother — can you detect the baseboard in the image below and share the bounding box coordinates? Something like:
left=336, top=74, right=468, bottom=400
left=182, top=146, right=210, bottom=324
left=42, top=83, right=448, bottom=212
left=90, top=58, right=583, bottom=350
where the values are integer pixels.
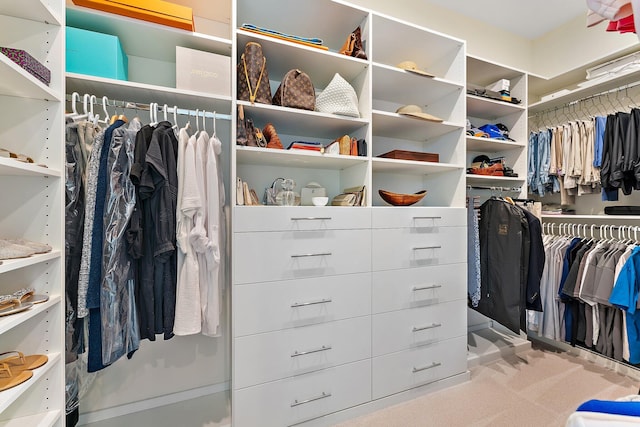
left=296, top=371, right=471, bottom=427
left=77, top=381, right=230, bottom=426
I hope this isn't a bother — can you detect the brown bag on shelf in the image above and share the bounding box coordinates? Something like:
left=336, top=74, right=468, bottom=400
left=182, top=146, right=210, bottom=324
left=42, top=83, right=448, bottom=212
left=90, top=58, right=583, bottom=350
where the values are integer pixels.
left=236, top=105, right=266, bottom=147
left=338, top=26, right=367, bottom=60
left=237, top=41, right=272, bottom=104
left=272, top=69, right=316, bottom=111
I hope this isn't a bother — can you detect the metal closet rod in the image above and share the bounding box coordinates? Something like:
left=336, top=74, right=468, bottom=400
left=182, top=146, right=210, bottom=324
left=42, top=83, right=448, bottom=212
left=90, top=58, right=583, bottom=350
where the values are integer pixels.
left=466, top=185, right=522, bottom=192
left=542, top=222, right=640, bottom=238
left=529, top=80, right=640, bottom=119
left=65, top=93, right=232, bottom=121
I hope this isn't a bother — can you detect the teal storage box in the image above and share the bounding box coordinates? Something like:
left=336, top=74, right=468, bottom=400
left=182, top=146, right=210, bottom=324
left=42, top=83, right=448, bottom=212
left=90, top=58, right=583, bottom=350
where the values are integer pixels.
left=66, top=26, right=128, bottom=80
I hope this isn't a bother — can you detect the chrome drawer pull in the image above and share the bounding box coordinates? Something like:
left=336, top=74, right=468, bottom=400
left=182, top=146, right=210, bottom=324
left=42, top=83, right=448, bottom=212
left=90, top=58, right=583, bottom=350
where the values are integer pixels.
left=291, top=298, right=332, bottom=308
left=412, top=323, right=442, bottom=332
left=291, top=345, right=332, bottom=358
left=412, top=362, right=441, bottom=373
left=412, top=246, right=441, bottom=251
left=412, top=284, right=442, bottom=291
left=291, top=391, right=332, bottom=407
left=413, top=216, right=441, bottom=220
left=291, top=252, right=332, bottom=258
left=291, top=217, right=332, bottom=221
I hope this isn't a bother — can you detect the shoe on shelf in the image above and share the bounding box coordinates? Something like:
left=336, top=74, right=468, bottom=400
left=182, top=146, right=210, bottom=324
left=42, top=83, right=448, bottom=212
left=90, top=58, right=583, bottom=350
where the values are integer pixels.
left=3, top=239, right=51, bottom=254
left=0, top=240, right=36, bottom=260
left=0, top=362, right=33, bottom=392
left=0, top=351, right=48, bottom=373
left=12, top=288, right=49, bottom=305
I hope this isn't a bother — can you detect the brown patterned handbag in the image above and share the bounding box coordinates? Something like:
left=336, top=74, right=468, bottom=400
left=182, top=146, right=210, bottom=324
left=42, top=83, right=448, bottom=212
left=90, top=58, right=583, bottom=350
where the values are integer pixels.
left=237, top=42, right=272, bottom=104
left=272, top=69, right=315, bottom=111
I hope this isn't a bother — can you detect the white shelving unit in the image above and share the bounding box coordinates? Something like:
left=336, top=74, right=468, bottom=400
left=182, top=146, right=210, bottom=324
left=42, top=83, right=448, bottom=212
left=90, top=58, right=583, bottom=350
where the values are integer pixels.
left=465, top=55, right=528, bottom=197
left=0, top=0, right=64, bottom=424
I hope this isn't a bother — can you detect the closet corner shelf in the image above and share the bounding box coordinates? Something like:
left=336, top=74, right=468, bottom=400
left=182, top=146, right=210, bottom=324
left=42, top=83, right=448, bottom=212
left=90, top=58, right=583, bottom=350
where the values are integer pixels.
left=466, top=94, right=525, bottom=119
left=235, top=29, right=368, bottom=84
left=372, top=157, right=463, bottom=175
left=0, top=295, right=61, bottom=336
left=0, top=0, right=62, bottom=26
left=0, top=158, right=60, bottom=177
left=0, top=55, right=60, bottom=102
left=65, top=73, right=232, bottom=113
left=0, top=352, right=61, bottom=415
left=372, top=62, right=462, bottom=88
left=0, top=410, right=61, bottom=427
left=372, top=110, right=463, bottom=141
left=0, top=250, right=61, bottom=275
left=466, top=136, right=525, bottom=153
left=236, top=145, right=367, bottom=169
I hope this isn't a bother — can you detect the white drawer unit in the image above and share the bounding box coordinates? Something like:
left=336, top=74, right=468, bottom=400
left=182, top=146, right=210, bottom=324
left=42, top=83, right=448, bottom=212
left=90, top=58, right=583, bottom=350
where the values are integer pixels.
left=372, top=264, right=466, bottom=314
left=371, top=207, right=466, bottom=229
left=372, top=300, right=467, bottom=357
left=234, top=316, right=371, bottom=388
left=372, top=335, right=467, bottom=399
left=233, top=359, right=372, bottom=427
left=234, top=206, right=371, bottom=232
left=234, top=229, right=372, bottom=284
left=372, top=226, right=466, bottom=271
left=234, top=273, right=371, bottom=336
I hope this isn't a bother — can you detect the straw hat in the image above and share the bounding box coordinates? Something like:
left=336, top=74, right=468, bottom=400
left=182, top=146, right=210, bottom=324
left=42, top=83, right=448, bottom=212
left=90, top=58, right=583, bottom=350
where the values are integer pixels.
left=396, top=104, right=443, bottom=122
left=396, top=60, right=434, bottom=78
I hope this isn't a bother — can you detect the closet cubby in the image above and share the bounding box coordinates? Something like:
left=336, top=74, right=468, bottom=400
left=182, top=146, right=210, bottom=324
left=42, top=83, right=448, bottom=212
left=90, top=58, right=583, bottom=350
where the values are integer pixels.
left=0, top=0, right=64, bottom=424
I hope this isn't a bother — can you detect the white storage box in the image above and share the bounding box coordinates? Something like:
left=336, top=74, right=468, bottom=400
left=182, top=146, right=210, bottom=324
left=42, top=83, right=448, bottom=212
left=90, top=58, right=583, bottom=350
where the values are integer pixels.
left=176, top=46, right=231, bottom=96
left=486, top=78, right=510, bottom=93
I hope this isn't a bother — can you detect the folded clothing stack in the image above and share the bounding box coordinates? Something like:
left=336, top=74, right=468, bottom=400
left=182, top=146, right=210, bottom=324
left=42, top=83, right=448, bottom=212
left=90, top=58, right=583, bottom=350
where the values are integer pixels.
left=240, top=24, right=328, bottom=50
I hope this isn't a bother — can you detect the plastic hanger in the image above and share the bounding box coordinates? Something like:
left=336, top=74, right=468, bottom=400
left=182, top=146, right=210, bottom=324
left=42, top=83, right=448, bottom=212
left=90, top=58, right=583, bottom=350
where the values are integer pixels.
left=212, top=111, right=217, bottom=137
left=163, top=104, right=169, bottom=122
left=171, top=105, right=179, bottom=130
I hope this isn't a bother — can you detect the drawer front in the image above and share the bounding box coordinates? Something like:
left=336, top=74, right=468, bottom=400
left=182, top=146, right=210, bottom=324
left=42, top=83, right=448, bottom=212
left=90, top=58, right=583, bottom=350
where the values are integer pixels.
left=372, top=300, right=466, bottom=356
left=234, top=316, right=371, bottom=388
left=234, top=229, right=371, bottom=284
left=372, top=264, right=465, bottom=314
left=372, top=335, right=467, bottom=400
left=234, top=273, right=371, bottom=336
left=372, top=226, right=466, bottom=271
left=234, top=359, right=371, bottom=427
left=234, top=206, right=371, bottom=232
left=372, top=207, right=465, bottom=229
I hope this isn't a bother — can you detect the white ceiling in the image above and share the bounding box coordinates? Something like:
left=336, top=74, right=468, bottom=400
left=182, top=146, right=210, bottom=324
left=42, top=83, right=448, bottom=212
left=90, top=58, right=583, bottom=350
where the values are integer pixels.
left=425, top=0, right=587, bottom=39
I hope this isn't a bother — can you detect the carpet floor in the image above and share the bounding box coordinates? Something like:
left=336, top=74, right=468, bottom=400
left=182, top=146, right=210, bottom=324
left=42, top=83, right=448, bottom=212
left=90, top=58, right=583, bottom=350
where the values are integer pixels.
left=334, top=341, right=640, bottom=427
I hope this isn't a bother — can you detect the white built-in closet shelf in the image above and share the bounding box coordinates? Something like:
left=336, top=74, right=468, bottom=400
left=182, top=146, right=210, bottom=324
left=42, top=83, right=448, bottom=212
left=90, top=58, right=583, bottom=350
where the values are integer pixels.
left=237, top=100, right=368, bottom=139
left=466, top=136, right=525, bottom=153
left=372, top=157, right=462, bottom=175
left=0, top=158, right=60, bottom=177
left=0, top=295, right=62, bottom=336
left=0, top=0, right=62, bottom=25
left=66, top=73, right=232, bottom=113
left=65, top=4, right=232, bottom=61
left=0, top=352, right=61, bottom=414
left=466, top=174, right=525, bottom=187
left=236, top=145, right=367, bottom=169
left=0, top=250, right=61, bottom=275
left=0, top=410, right=61, bottom=427
left=541, top=214, right=640, bottom=220
left=372, top=110, right=462, bottom=141
left=0, top=56, right=60, bottom=102
left=466, top=94, right=525, bottom=119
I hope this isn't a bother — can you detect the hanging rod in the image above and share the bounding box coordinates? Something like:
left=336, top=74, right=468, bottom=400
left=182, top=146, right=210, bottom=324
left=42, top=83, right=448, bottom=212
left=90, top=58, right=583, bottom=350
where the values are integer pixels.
left=529, top=79, right=640, bottom=119
left=65, top=93, right=232, bottom=121
left=466, top=185, right=522, bottom=192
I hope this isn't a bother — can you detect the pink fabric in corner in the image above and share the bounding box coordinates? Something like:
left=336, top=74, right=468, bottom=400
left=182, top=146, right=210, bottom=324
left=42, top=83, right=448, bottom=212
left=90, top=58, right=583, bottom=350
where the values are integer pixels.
left=587, top=0, right=633, bottom=20
left=606, top=14, right=636, bottom=32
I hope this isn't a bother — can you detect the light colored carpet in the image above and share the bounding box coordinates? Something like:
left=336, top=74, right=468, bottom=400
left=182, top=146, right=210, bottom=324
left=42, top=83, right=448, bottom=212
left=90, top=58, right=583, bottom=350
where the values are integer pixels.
left=334, top=342, right=640, bottom=427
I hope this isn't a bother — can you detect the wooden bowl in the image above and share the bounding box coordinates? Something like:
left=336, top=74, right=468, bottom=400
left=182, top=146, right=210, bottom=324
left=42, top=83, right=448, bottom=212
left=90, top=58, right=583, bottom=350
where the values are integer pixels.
left=378, top=189, right=427, bottom=206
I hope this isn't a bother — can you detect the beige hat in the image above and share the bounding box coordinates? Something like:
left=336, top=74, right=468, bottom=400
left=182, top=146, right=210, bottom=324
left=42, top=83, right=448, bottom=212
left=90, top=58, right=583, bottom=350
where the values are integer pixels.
left=396, top=105, right=443, bottom=123
left=396, top=60, right=434, bottom=78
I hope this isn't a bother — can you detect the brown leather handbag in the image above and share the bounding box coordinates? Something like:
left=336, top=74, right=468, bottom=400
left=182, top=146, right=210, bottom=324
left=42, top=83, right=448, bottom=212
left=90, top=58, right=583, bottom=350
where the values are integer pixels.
left=272, top=69, right=315, bottom=111
left=339, top=26, right=367, bottom=60
left=237, top=42, right=272, bottom=104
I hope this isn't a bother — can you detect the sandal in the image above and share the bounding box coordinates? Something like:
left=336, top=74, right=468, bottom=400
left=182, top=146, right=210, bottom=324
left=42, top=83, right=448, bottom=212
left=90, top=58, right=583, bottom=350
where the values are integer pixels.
left=13, top=288, right=49, bottom=305
left=0, top=362, right=32, bottom=392
left=0, top=295, right=33, bottom=317
left=0, top=351, right=48, bottom=372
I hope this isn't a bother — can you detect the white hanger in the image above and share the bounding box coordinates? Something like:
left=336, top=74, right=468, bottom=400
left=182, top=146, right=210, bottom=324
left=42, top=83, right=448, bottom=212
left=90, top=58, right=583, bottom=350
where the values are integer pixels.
left=195, top=109, right=200, bottom=136
left=202, top=110, right=207, bottom=134
left=163, top=104, right=168, bottom=122
left=66, top=92, right=81, bottom=118
left=171, top=105, right=179, bottom=130
left=212, top=111, right=217, bottom=137
left=150, top=102, right=158, bottom=126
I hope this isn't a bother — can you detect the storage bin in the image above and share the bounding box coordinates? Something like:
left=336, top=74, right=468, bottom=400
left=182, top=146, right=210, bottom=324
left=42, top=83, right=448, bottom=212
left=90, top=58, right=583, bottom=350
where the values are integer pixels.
left=66, top=27, right=128, bottom=81
left=175, top=46, right=230, bottom=96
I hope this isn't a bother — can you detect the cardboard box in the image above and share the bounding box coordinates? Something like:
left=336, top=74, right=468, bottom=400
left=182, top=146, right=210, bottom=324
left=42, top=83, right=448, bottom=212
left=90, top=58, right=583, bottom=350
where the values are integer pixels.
left=0, top=47, right=51, bottom=85
left=66, top=27, right=128, bottom=81
left=71, top=0, right=194, bottom=32
left=176, top=46, right=230, bottom=96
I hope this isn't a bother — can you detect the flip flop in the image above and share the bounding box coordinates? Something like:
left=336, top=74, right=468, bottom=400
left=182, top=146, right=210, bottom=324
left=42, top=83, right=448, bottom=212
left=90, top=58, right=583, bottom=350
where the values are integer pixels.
left=0, top=301, right=33, bottom=317
left=0, top=351, right=48, bottom=372
left=12, top=288, right=50, bottom=305
left=0, top=362, right=32, bottom=392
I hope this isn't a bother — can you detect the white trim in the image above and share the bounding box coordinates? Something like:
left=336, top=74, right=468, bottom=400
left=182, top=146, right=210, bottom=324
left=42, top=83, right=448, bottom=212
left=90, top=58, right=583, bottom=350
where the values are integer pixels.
left=77, top=382, right=230, bottom=425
